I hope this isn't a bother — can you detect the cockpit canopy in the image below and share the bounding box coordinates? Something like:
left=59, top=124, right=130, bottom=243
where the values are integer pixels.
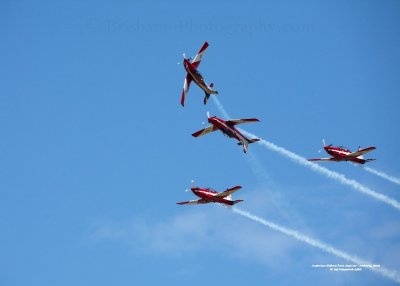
left=338, top=146, right=351, bottom=152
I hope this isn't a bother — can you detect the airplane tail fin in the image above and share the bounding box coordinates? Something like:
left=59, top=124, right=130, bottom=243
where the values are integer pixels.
left=203, top=83, right=218, bottom=105
left=244, top=138, right=259, bottom=153
left=237, top=139, right=259, bottom=153
left=243, top=141, right=249, bottom=153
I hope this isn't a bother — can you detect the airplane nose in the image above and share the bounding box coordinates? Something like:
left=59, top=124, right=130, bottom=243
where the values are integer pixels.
left=191, top=187, right=196, bottom=192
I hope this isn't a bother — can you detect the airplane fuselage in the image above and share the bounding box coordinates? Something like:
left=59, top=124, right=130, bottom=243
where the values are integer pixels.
left=191, top=187, right=236, bottom=206
left=208, top=117, right=249, bottom=146
left=326, top=147, right=351, bottom=158
left=184, top=59, right=216, bottom=95
left=325, top=147, right=367, bottom=164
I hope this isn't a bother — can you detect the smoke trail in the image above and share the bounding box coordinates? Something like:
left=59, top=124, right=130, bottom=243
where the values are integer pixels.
left=212, top=96, right=400, bottom=210
left=211, top=95, right=230, bottom=118
left=363, top=166, right=400, bottom=186
left=211, top=96, right=400, bottom=211
left=211, top=96, right=305, bottom=223
left=232, top=207, right=400, bottom=284
left=240, top=129, right=400, bottom=211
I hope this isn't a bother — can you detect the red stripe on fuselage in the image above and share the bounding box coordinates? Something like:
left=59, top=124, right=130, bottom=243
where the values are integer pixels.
left=184, top=61, right=207, bottom=88
left=208, top=117, right=250, bottom=143
left=325, top=148, right=367, bottom=164
left=191, top=188, right=235, bottom=205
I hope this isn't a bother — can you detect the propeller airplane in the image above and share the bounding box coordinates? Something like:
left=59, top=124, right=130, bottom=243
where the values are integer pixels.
left=180, top=42, right=218, bottom=106
left=192, top=112, right=260, bottom=153
left=308, top=139, right=376, bottom=164
left=177, top=181, right=243, bottom=206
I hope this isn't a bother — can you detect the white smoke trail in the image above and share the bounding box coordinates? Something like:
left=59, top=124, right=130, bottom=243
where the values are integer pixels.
left=211, top=96, right=304, bottom=222
left=212, top=92, right=400, bottom=282
left=211, top=96, right=400, bottom=211
left=363, top=166, right=400, bottom=186
left=240, top=129, right=400, bottom=211
left=211, top=95, right=230, bottom=118
left=232, top=207, right=400, bottom=284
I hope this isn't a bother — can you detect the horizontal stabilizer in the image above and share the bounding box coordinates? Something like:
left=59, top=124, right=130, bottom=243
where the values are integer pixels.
left=203, top=93, right=210, bottom=105
left=248, top=138, right=260, bottom=144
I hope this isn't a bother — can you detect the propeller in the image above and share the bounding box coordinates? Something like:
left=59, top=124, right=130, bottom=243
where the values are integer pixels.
left=185, top=180, right=195, bottom=192
left=207, top=111, right=210, bottom=118
left=177, top=53, right=187, bottom=65
left=318, top=139, right=326, bottom=153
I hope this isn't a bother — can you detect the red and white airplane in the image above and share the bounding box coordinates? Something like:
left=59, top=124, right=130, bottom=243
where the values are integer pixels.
left=308, top=140, right=376, bottom=164
left=180, top=42, right=218, bottom=106
left=177, top=183, right=243, bottom=206
left=192, top=113, right=260, bottom=153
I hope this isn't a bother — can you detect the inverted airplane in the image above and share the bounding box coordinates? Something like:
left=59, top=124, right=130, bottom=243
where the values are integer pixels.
left=308, top=140, right=376, bottom=164
left=181, top=41, right=218, bottom=106
left=192, top=112, right=260, bottom=153
left=177, top=184, right=243, bottom=206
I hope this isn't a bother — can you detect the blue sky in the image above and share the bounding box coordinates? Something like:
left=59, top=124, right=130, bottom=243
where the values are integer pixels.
left=1, top=0, right=400, bottom=285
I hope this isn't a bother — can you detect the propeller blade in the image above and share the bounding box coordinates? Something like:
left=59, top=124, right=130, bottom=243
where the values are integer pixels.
left=207, top=111, right=210, bottom=118
left=322, top=139, right=326, bottom=146
left=182, top=53, right=186, bottom=59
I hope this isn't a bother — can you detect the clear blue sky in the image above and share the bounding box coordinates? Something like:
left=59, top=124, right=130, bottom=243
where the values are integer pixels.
left=1, top=0, right=399, bottom=285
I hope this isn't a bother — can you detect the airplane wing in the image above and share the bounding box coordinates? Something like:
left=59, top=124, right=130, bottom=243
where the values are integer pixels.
left=346, top=147, right=376, bottom=158
left=191, top=42, right=209, bottom=69
left=180, top=74, right=192, bottom=106
left=308, top=158, right=338, bottom=162
left=192, top=125, right=218, bottom=137
left=176, top=199, right=207, bottom=205
left=226, top=118, right=260, bottom=126
left=214, top=186, right=242, bottom=198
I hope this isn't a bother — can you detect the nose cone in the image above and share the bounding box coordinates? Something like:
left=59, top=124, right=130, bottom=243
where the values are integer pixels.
left=191, top=187, right=197, bottom=192
left=208, top=116, right=216, bottom=124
